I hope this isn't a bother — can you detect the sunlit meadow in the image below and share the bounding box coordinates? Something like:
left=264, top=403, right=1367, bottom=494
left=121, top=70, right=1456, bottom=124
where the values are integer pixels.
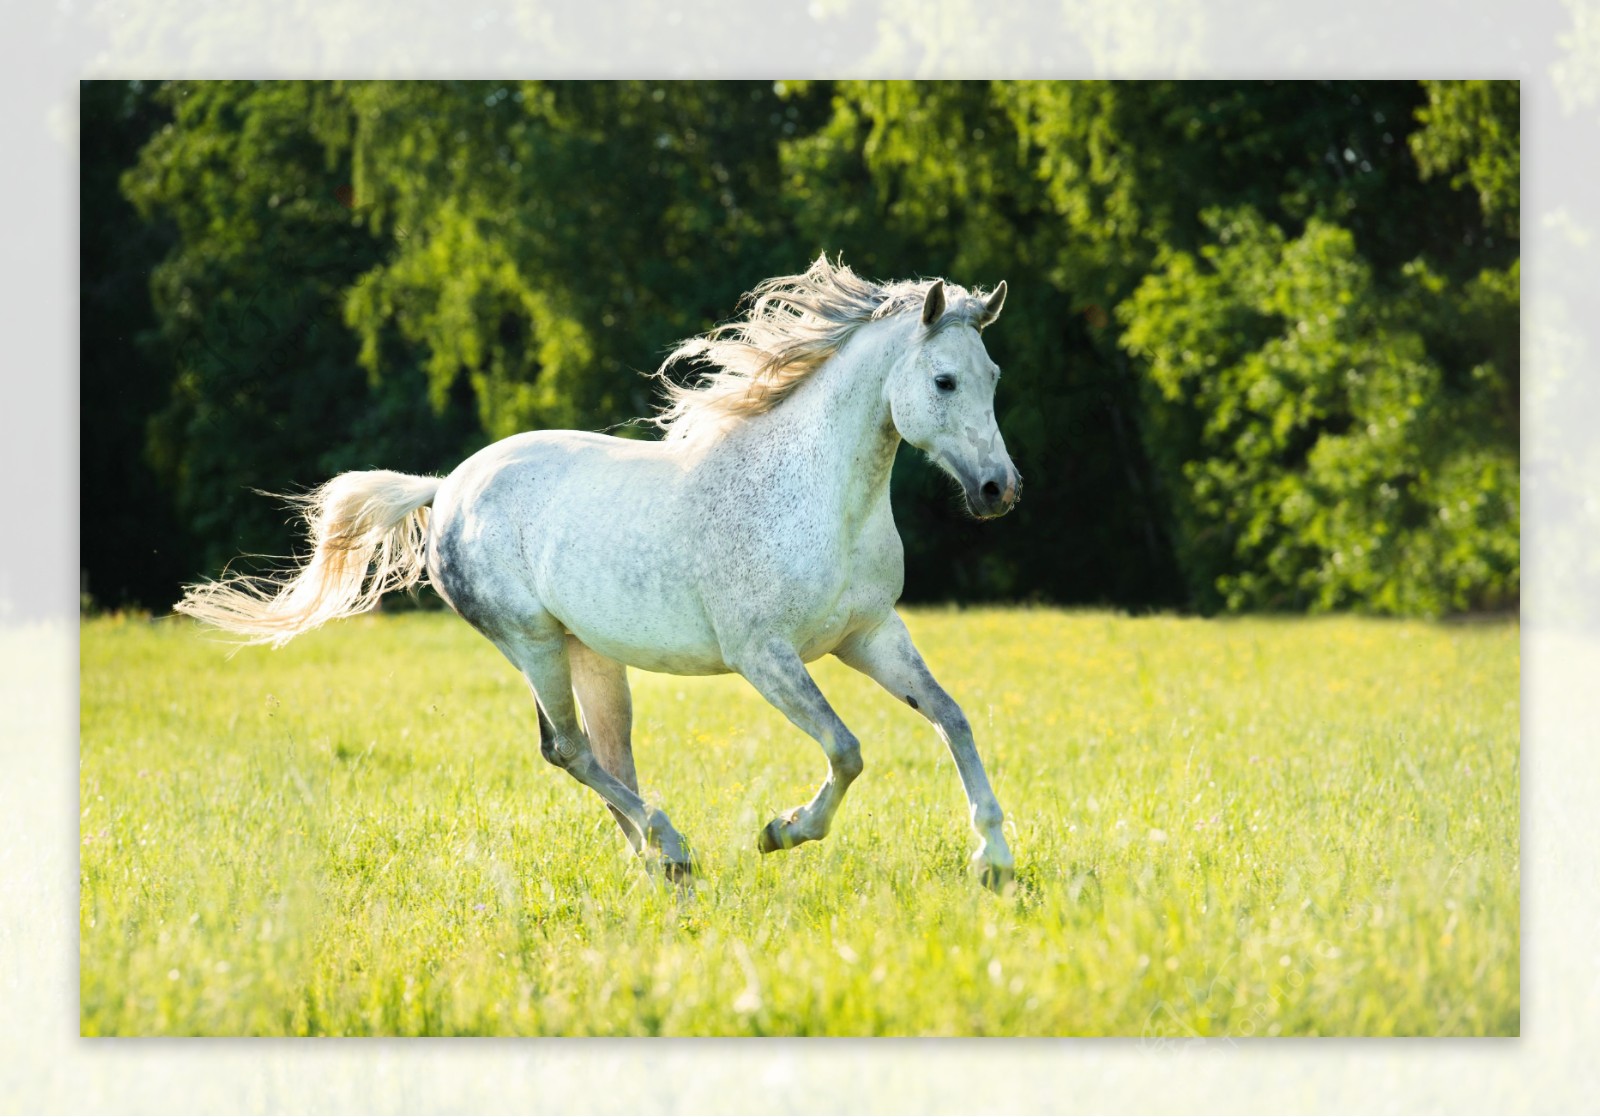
left=79, top=609, right=1518, bottom=1036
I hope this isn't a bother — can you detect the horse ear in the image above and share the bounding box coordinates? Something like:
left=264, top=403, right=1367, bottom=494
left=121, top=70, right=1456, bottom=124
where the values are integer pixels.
left=921, top=279, right=946, bottom=328
left=978, top=281, right=1007, bottom=329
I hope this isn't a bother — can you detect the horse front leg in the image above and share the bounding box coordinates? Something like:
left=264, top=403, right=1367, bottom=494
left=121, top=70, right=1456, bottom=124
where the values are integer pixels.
left=836, top=614, right=1015, bottom=892
left=734, top=640, right=863, bottom=855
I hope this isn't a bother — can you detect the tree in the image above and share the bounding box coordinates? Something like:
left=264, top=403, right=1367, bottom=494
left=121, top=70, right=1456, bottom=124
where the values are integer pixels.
left=80, top=80, right=187, bottom=608
left=334, top=80, right=832, bottom=440
left=120, top=81, right=482, bottom=583
left=1120, top=210, right=1517, bottom=613
left=95, top=79, right=1519, bottom=616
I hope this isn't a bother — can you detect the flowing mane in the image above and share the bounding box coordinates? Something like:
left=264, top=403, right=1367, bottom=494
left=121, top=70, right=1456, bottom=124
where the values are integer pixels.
left=652, top=255, right=996, bottom=441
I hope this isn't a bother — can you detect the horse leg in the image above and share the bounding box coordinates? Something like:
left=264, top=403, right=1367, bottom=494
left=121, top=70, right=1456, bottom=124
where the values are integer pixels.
left=734, top=640, right=864, bottom=855
left=567, top=636, right=643, bottom=855
left=500, top=623, right=693, bottom=878
left=836, top=614, right=1014, bottom=892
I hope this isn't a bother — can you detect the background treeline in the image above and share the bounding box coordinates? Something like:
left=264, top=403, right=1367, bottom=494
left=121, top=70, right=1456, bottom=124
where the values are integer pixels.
left=81, top=79, right=1519, bottom=616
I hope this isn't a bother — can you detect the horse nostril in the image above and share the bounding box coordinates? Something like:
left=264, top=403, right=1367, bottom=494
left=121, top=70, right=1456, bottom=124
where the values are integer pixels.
left=981, top=480, right=1002, bottom=500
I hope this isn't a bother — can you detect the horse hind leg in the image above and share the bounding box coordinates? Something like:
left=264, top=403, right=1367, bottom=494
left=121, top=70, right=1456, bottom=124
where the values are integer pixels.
left=568, top=636, right=644, bottom=856
left=495, top=621, right=692, bottom=879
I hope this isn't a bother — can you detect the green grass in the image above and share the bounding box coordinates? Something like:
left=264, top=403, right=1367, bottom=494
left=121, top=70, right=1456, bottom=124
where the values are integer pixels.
left=79, top=608, right=1518, bottom=1036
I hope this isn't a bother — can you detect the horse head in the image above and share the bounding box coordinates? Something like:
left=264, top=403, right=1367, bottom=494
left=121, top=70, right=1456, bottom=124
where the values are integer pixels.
left=887, top=279, right=1020, bottom=519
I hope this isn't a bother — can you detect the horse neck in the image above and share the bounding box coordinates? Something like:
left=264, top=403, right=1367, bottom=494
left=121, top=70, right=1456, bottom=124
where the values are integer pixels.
left=744, top=319, right=905, bottom=523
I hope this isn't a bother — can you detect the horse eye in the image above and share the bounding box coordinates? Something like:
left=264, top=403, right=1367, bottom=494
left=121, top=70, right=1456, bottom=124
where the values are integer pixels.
left=934, top=374, right=956, bottom=392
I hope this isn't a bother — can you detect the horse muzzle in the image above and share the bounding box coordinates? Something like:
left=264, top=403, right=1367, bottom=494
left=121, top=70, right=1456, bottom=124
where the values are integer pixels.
left=964, top=468, right=1020, bottom=520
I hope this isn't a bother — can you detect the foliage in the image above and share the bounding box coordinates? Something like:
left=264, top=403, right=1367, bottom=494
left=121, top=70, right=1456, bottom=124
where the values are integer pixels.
left=84, top=80, right=1520, bottom=615
left=116, top=81, right=482, bottom=582
left=80, top=610, right=1520, bottom=1036
left=1120, top=210, right=1518, bottom=614
left=80, top=80, right=189, bottom=608
left=333, top=81, right=830, bottom=440
left=1410, top=80, right=1521, bottom=236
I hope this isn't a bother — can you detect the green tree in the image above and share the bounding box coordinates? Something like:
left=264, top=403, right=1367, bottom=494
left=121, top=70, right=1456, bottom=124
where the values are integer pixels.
left=81, top=80, right=187, bottom=608
left=121, top=81, right=482, bottom=582
left=1410, top=80, right=1520, bottom=236
left=334, top=80, right=831, bottom=440
left=1120, top=210, right=1517, bottom=613
left=98, top=79, right=1518, bottom=616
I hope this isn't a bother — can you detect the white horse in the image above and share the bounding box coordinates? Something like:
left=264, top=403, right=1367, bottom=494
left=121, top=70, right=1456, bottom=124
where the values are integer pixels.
left=177, top=256, right=1021, bottom=890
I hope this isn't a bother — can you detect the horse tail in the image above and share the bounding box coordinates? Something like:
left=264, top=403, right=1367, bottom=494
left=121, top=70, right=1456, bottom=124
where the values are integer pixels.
left=174, top=470, right=442, bottom=647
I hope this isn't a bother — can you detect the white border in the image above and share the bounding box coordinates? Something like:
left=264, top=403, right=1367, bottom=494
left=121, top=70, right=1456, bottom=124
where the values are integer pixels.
left=8, top=1, right=1594, bottom=1111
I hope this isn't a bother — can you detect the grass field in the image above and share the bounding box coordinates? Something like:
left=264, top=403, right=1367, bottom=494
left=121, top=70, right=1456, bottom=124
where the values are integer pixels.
left=79, top=608, right=1518, bottom=1036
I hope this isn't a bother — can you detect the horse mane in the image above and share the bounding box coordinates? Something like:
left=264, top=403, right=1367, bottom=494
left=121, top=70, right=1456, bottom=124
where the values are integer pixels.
left=652, top=254, right=994, bottom=441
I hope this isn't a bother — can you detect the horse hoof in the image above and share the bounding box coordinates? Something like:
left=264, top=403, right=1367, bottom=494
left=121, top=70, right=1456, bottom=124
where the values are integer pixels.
left=757, top=818, right=788, bottom=854
left=975, top=859, right=1016, bottom=894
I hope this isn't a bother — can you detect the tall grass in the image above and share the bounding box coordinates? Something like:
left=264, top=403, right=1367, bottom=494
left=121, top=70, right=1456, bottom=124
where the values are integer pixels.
left=79, top=609, right=1518, bottom=1036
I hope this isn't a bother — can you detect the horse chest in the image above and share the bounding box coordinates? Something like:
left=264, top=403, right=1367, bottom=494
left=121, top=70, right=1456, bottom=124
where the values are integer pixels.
left=734, top=504, right=899, bottom=658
